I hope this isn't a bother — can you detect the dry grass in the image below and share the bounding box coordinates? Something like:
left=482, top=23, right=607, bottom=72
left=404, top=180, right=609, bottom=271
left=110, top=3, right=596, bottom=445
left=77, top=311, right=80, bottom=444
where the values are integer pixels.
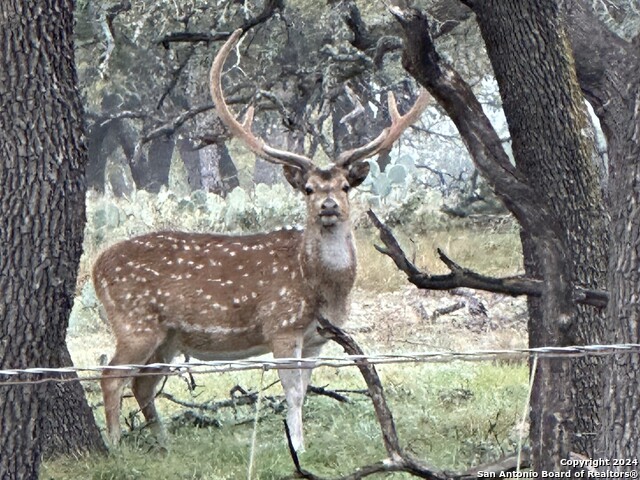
left=355, top=220, right=523, bottom=293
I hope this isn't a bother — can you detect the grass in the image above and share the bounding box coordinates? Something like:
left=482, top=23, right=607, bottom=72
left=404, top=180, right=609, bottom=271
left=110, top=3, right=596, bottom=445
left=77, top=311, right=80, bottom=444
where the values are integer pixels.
left=41, top=354, right=528, bottom=479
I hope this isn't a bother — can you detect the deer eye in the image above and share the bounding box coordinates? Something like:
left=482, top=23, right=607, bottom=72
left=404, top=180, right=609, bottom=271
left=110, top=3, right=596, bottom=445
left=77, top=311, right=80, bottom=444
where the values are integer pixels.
left=305, top=186, right=314, bottom=195
left=342, top=184, right=351, bottom=193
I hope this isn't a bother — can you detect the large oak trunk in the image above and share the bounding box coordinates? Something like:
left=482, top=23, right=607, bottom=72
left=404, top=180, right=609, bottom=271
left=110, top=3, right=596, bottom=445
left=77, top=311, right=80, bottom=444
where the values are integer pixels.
left=0, top=1, right=106, bottom=476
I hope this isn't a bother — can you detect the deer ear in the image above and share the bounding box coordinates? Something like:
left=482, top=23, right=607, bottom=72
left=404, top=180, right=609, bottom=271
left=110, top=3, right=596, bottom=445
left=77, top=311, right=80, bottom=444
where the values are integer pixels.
left=346, top=161, right=370, bottom=189
left=283, top=165, right=308, bottom=192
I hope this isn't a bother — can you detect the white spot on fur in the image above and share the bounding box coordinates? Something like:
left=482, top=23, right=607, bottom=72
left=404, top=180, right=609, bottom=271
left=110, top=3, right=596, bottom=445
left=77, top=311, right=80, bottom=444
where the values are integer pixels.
left=177, top=258, right=184, bottom=264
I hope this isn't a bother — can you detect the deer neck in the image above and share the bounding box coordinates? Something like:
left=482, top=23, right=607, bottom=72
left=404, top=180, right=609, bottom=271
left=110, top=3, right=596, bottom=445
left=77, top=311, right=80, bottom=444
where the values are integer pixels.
left=301, top=221, right=357, bottom=288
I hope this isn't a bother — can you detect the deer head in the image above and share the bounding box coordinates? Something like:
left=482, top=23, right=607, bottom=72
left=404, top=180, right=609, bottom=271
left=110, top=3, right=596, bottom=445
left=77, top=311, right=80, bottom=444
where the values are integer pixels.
left=210, top=29, right=430, bottom=233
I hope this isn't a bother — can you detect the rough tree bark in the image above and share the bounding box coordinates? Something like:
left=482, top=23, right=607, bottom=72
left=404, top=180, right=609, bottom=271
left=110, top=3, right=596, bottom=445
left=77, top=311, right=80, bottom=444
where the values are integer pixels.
left=561, top=0, right=640, bottom=467
left=0, top=1, right=106, bottom=477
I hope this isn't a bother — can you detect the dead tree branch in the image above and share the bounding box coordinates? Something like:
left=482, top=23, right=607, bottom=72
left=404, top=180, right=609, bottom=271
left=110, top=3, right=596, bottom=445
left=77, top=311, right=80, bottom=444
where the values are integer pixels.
left=367, top=210, right=609, bottom=308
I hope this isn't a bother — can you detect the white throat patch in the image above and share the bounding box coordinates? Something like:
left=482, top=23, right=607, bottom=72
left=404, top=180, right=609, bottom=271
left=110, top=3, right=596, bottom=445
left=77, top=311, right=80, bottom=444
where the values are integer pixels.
left=319, top=228, right=354, bottom=271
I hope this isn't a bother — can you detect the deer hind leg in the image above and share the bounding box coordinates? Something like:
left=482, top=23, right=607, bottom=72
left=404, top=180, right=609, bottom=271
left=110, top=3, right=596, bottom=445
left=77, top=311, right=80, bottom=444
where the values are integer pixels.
left=101, top=328, right=166, bottom=446
left=131, top=342, right=176, bottom=444
left=273, top=334, right=306, bottom=452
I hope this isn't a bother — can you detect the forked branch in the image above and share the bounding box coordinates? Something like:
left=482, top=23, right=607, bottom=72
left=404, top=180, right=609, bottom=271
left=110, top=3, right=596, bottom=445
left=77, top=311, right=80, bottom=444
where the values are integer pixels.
left=366, top=210, right=609, bottom=308
left=284, top=316, right=531, bottom=479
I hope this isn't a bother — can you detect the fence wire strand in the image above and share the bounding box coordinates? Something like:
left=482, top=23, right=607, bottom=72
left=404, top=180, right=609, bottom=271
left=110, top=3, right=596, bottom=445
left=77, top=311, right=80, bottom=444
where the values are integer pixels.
left=0, top=343, right=639, bottom=387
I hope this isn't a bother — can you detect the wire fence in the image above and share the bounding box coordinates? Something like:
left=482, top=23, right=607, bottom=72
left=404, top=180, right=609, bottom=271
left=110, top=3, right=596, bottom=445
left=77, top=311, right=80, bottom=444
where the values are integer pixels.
left=1, top=343, right=639, bottom=386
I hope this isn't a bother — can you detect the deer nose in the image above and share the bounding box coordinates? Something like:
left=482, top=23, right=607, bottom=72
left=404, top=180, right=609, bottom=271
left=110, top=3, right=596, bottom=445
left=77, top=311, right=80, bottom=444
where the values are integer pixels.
left=321, top=198, right=338, bottom=210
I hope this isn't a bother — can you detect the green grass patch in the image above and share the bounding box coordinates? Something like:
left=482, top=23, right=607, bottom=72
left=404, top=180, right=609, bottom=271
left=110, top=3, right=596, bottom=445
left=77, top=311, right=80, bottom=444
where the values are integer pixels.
left=41, top=361, right=527, bottom=479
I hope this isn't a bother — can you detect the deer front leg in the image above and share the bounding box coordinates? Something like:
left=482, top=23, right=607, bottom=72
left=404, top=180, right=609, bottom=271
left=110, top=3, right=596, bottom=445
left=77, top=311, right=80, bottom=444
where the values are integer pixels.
left=272, top=334, right=306, bottom=452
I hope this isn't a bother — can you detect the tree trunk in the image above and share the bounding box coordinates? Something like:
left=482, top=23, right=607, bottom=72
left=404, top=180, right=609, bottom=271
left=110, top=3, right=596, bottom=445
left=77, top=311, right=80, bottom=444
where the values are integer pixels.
left=130, top=136, right=175, bottom=193
left=0, top=1, right=106, bottom=476
left=561, top=0, right=640, bottom=467
left=395, top=0, right=606, bottom=472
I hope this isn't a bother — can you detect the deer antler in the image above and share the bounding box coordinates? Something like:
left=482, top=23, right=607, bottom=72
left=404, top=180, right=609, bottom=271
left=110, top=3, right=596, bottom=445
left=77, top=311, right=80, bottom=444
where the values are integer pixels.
left=210, top=29, right=314, bottom=172
left=336, top=88, right=431, bottom=167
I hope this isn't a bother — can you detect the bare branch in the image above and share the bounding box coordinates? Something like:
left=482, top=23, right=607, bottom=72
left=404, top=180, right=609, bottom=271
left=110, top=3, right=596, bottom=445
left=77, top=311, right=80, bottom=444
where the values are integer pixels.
left=367, top=210, right=609, bottom=308
left=158, top=0, right=285, bottom=49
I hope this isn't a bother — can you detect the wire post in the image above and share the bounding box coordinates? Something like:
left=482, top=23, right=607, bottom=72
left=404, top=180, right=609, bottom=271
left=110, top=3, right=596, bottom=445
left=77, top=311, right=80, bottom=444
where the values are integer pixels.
left=516, top=353, right=538, bottom=473
left=247, top=367, right=266, bottom=480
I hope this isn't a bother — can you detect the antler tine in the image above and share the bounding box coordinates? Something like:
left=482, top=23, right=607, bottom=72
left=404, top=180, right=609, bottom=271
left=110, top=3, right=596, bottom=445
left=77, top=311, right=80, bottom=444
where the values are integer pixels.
left=336, top=88, right=431, bottom=167
left=210, top=29, right=314, bottom=172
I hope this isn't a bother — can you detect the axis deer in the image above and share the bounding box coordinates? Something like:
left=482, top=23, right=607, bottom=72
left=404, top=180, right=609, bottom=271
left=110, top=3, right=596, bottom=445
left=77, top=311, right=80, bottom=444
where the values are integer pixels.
left=94, top=28, right=429, bottom=451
